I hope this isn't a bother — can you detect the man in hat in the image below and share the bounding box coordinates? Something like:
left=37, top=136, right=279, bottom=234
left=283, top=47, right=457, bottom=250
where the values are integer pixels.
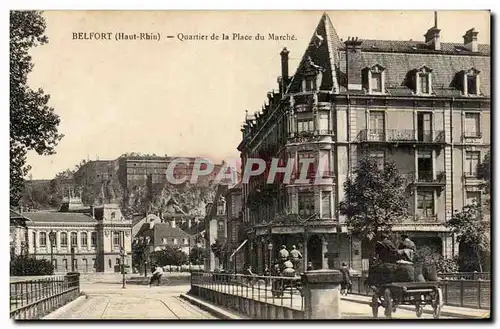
left=289, top=245, right=302, bottom=272
left=278, top=245, right=289, bottom=265
left=398, top=234, right=416, bottom=263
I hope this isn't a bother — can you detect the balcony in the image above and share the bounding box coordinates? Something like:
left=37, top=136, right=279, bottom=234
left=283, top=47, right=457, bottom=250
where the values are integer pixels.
left=288, top=130, right=335, bottom=144
left=358, top=129, right=446, bottom=144
left=406, top=171, right=446, bottom=188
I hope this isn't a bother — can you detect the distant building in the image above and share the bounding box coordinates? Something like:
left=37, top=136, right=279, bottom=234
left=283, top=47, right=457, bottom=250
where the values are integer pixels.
left=135, top=220, right=198, bottom=256
left=225, top=183, right=245, bottom=272
left=22, top=197, right=132, bottom=273
left=204, top=185, right=229, bottom=271
left=10, top=209, right=29, bottom=257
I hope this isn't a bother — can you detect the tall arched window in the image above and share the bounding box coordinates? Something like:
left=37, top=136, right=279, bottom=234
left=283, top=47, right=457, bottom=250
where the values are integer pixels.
left=81, top=232, right=88, bottom=247
left=60, top=232, right=68, bottom=247
left=71, top=232, right=78, bottom=247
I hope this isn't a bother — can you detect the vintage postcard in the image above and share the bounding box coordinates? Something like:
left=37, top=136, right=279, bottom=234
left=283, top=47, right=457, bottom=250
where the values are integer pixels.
left=9, top=10, right=491, bottom=320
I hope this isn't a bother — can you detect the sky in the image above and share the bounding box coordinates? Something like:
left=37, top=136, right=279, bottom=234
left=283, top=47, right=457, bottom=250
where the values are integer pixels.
left=25, top=10, right=490, bottom=179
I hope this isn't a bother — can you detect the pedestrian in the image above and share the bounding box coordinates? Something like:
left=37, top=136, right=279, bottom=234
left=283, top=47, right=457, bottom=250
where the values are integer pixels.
left=289, top=245, right=302, bottom=272
left=149, top=264, right=164, bottom=287
left=278, top=245, right=289, bottom=267
left=340, top=262, right=351, bottom=295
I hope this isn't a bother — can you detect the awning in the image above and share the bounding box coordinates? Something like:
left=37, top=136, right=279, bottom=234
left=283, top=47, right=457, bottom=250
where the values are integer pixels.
left=229, top=239, right=248, bottom=260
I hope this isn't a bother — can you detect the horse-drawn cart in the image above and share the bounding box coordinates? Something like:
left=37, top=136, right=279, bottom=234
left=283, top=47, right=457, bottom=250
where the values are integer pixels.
left=370, top=281, right=444, bottom=319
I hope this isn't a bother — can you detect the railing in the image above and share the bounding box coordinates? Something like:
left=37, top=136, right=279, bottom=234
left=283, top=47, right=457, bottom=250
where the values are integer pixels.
left=350, top=275, right=490, bottom=310
left=404, top=171, right=446, bottom=184
left=10, top=272, right=81, bottom=319
left=358, top=129, right=445, bottom=143
left=190, top=272, right=304, bottom=319
left=438, top=272, right=490, bottom=281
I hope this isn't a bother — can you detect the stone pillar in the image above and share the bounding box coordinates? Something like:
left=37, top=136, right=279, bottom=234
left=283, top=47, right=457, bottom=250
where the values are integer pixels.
left=302, top=270, right=343, bottom=319
left=303, top=234, right=308, bottom=271
left=322, top=236, right=329, bottom=269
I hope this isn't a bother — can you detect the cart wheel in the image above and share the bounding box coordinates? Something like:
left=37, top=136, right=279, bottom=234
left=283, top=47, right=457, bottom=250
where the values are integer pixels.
left=416, top=304, right=423, bottom=318
left=371, top=295, right=379, bottom=318
left=433, top=288, right=443, bottom=319
left=383, top=288, right=393, bottom=319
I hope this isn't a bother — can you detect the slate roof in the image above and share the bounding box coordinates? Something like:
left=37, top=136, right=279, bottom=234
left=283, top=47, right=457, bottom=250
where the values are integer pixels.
left=23, top=212, right=96, bottom=223
left=286, top=13, right=491, bottom=97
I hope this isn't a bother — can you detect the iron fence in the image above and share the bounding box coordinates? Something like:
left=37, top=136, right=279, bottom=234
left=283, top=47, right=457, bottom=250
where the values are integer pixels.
left=191, top=272, right=304, bottom=311
left=350, top=275, right=490, bottom=310
left=10, top=272, right=81, bottom=320
left=438, top=272, right=490, bottom=281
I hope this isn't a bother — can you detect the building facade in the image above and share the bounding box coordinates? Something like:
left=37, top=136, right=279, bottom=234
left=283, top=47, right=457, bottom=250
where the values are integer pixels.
left=22, top=198, right=132, bottom=273
left=204, top=185, right=229, bottom=271
left=237, top=13, right=490, bottom=273
left=225, top=183, right=245, bottom=272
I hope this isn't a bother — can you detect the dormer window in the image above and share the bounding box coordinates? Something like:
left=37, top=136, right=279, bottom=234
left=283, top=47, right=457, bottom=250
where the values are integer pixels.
left=415, top=66, right=433, bottom=95
left=301, top=56, right=323, bottom=92
left=463, top=68, right=480, bottom=96
left=363, top=64, right=385, bottom=94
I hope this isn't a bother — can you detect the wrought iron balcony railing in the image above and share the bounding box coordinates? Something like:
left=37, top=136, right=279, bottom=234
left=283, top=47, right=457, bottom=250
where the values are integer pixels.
left=404, top=171, right=446, bottom=184
left=358, top=129, right=445, bottom=143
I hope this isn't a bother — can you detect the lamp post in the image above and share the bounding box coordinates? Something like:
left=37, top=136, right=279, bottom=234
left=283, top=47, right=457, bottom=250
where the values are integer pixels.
left=120, top=247, right=127, bottom=289
left=267, top=242, right=273, bottom=271
left=49, top=231, right=56, bottom=271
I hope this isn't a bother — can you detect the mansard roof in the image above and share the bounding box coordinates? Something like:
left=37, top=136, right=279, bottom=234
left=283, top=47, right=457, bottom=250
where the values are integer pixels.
left=286, top=13, right=491, bottom=97
left=23, top=211, right=96, bottom=223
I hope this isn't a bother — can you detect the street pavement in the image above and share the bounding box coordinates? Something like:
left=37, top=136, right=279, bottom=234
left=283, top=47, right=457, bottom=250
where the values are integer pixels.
left=48, top=283, right=215, bottom=319
left=46, top=281, right=485, bottom=320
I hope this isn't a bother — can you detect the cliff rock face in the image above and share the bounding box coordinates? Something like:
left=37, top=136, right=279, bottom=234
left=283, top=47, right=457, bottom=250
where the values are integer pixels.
left=22, top=176, right=217, bottom=221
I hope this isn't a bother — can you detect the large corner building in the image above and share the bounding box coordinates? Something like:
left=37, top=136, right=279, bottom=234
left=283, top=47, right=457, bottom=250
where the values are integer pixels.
left=237, top=13, right=490, bottom=273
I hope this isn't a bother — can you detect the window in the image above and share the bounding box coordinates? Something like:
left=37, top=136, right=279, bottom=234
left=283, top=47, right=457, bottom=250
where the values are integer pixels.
left=298, top=192, right=315, bottom=216
left=321, top=191, right=332, bottom=218
left=39, top=232, right=47, bottom=247
left=73, top=259, right=78, bottom=270
left=70, top=232, right=77, bottom=247
left=369, top=111, right=385, bottom=141
left=162, top=238, right=167, bottom=244
left=173, top=238, right=178, bottom=245
left=91, top=232, right=97, bottom=247
left=297, top=119, right=314, bottom=133
left=81, top=232, right=88, bottom=247
left=369, top=150, right=385, bottom=170
left=183, top=238, right=188, bottom=245
left=111, top=212, right=116, bottom=220
left=33, top=232, right=37, bottom=248
left=63, top=259, right=68, bottom=270
left=218, top=221, right=224, bottom=231
left=467, top=75, right=478, bottom=95
left=464, top=113, right=480, bottom=137
left=465, top=151, right=480, bottom=177
left=318, top=113, right=329, bottom=132
left=466, top=191, right=481, bottom=206
left=52, top=259, right=57, bottom=270
left=116, top=258, right=121, bottom=265
left=108, top=259, right=112, bottom=268
left=419, top=73, right=430, bottom=94
left=113, top=231, right=121, bottom=247
left=60, top=232, right=68, bottom=248
left=371, top=72, right=382, bottom=92
left=298, top=152, right=316, bottom=177
left=92, top=258, right=96, bottom=268
left=417, top=191, right=434, bottom=217
left=303, top=77, right=316, bottom=92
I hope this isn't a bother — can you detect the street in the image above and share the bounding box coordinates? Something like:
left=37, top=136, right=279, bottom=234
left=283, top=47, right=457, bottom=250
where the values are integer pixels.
left=45, top=282, right=460, bottom=320
left=47, top=284, right=215, bottom=319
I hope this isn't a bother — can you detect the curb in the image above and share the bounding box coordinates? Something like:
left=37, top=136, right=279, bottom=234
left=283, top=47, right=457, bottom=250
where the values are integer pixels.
left=179, top=294, right=247, bottom=320
left=342, top=296, right=488, bottom=319
left=42, top=295, right=88, bottom=319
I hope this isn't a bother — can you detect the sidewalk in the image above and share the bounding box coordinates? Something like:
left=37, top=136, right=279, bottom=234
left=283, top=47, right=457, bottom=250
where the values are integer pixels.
left=343, top=294, right=490, bottom=319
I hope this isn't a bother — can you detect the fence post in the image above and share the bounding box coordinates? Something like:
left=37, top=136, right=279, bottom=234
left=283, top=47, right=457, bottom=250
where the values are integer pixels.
left=460, top=280, right=464, bottom=308
left=477, top=280, right=481, bottom=309
left=302, top=270, right=343, bottom=319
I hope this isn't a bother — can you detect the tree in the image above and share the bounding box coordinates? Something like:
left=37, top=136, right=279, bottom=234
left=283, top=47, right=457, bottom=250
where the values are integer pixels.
left=447, top=202, right=490, bottom=272
left=338, top=156, right=410, bottom=243
left=10, top=11, right=63, bottom=206
left=150, top=245, right=188, bottom=266
left=477, top=150, right=491, bottom=212
left=189, top=246, right=207, bottom=265
left=211, top=239, right=228, bottom=269
left=414, top=245, right=459, bottom=273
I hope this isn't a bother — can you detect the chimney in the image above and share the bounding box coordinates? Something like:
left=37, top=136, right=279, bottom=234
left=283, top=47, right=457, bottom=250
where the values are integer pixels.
left=344, top=37, right=363, bottom=91
left=463, top=28, right=479, bottom=52
left=424, top=11, right=441, bottom=50
left=280, top=47, right=290, bottom=93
